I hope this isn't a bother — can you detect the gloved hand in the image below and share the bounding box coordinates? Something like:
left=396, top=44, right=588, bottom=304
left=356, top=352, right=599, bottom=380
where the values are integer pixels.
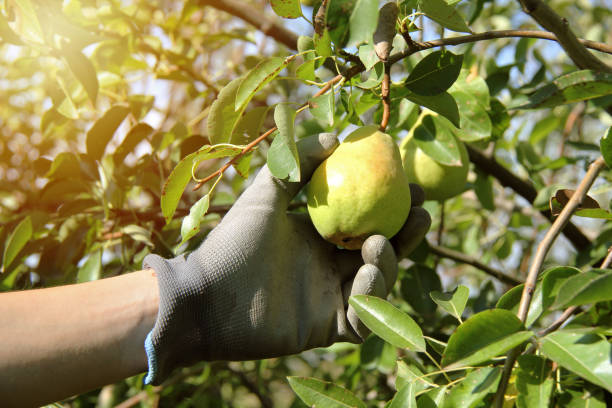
left=143, top=133, right=431, bottom=385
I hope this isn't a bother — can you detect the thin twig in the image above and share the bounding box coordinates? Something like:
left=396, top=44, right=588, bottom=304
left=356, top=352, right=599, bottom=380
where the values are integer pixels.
left=492, top=156, right=607, bottom=408
left=314, top=0, right=330, bottom=37
left=537, top=306, right=578, bottom=337
left=601, top=246, right=612, bottom=269
left=390, top=30, right=612, bottom=65
left=379, top=64, right=391, bottom=131
left=518, top=157, right=606, bottom=320
left=428, top=243, right=522, bottom=286
left=192, top=75, right=343, bottom=191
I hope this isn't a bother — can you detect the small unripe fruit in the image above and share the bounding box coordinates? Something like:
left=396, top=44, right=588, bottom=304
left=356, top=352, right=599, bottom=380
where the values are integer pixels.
left=400, top=132, right=469, bottom=202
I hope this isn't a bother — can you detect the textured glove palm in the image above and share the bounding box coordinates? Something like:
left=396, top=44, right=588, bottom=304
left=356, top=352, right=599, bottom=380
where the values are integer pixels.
left=143, top=133, right=430, bottom=385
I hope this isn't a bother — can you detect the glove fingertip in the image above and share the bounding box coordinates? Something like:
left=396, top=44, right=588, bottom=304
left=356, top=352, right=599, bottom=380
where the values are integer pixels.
left=362, top=235, right=397, bottom=293
left=409, top=183, right=426, bottom=208
left=297, top=132, right=339, bottom=180
left=392, top=207, right=431, bottom=259
left=347, top=264, right=387, bottom=340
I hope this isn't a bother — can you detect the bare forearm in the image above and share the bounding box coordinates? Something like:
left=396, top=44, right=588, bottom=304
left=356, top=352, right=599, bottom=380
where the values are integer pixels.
left=0, top=269, right=159, bottom=407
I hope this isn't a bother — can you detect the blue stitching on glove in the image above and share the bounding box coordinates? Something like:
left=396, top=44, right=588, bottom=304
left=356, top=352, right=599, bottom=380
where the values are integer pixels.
left=143, top=331, right=157, bottom=385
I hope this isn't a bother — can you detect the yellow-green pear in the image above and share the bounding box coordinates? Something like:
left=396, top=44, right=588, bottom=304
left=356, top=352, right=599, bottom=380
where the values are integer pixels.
left=400, top=128, right=469, bottom=202
left=307, top=126, right=412, bottom=250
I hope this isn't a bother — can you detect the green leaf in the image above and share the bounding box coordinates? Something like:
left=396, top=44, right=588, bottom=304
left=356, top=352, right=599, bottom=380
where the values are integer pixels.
left=231, top=105, right=271, bottom=145
left=405, top=51, right=464, bottom=96
left=396, top=360, right=435, bottom=393
left=442, top=309, right=533, bottom=369
left=389, top=384, right=417, bottom=408
left=86, top=105, right=131, bottom=161
left=180, top=193, right=211, bottom=245
left=411, top=114, right=462, bottom=166
left=488, top=98, right=510, bottom=140
left=556, top=389, right=607, bottom=408
left=322, top=0, right=357, bottom=48
left=403, top=91, right=460, bottom=128
left=114, top=123, right=154, bottom=165
left=474, top=170, right=494, bottom=210
left=310, top=91, right=335, bottom=127
left=77, top=250, right=102, bottom=283
left=297, top=35, right=315, bottom=56
left=2, top=216, right=32, bottom=273
left=235, top=57, right=289, bottom=111
left=515, top=355, right=553, bottom=408
left=12, top=0, right=44, bottom=42
left=552, top=269, right=612, bottom=309
left=234, top=151, right=254, bottom=178
left=60, top=45, right=99, bottom=104
left=270, top=0, right=302, bottom=19
left=356, top=61, right=384, bottom=89
left=296, top=59, right=317, bottom=81
left=542, top=266, right=582, bottom=310
left=449, top=71, right=490, bottom=108
left=46, top=152, right=82, bottom=180
left=287, top=376, right=366, bottom=408
left=600, top=127, right=612, bottom=168
left=121, top=225, right=153, bottom=247
left=349, top=295, right=426, bottom=352
left=358, top=43, right=379, bottom=71
left=516, top=70, right=612, bottom=109
left=314, top=29, right=333, bottom=58
left=540, top=330, right=612, bottom=392
left=161, top=144, right=243, bottom=223
left=496, top=281, right=544, bottom=328
left=574, top=208, right=612, bottom=219
left=0, top=13, right=24, bottom=45
left=128, top=94, right=155, bottom=121
left=529, top=116, right=559, bottom=145
left=430, top=285, right=469, bottom=322
left=418, top=0, right=471, bottom=33
left=348, top=0, right=379, bottom=47
left=207, top=77, right=242, bottom=145
left=267, top=104, right=300, bottom=181
left=400, top=264, right=442, bottom=317
left=450, top=89, right=492, bottom=141
left=361, top=335, right=396, bottom=372
left=55, top=75, right=79, bottom=119
left=442, top=367, right=501, bottom=408
left=418, top=387, right=447, bottom=408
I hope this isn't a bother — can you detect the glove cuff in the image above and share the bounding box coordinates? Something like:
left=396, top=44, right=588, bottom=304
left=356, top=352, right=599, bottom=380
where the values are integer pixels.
left=143, top=253, right=207, bottom=385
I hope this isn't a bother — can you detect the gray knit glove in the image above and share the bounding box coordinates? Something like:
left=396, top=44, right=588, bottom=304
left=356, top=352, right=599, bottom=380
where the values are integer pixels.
left=143, top=133, right=431, bottom=385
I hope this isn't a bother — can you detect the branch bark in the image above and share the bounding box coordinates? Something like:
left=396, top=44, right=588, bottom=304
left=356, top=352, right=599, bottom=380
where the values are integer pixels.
left=516, top=0, right=612, bottom=72
left=492, top=156, right=607, bottom=408
left=466, top=145, right=591, bottom=251
left=198, top=0, right=299, bottom=50
left=428, top=243, right=522, bottom=286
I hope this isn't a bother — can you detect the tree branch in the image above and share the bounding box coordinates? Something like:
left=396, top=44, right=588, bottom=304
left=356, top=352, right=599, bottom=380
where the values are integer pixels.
left=492, top=156, right=607, bottom=408
left=406, top=29, right=612, bottom=56
left=428, top=243, right=522, bottom=286
left=192, top=75, right=343, bottom=191
left=198, top=0, right=299, bottom=50
left=516, top=0, right=612, bottom=72
left=466, top=145, right=591, bottom=251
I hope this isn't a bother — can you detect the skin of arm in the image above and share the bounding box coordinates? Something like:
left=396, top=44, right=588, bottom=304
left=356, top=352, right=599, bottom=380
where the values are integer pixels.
left=0, top=269, right=159, bottom=408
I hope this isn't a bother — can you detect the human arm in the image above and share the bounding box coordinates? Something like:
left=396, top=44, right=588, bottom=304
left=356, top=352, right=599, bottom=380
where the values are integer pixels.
left=0, top=269, right=159, bottom=408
